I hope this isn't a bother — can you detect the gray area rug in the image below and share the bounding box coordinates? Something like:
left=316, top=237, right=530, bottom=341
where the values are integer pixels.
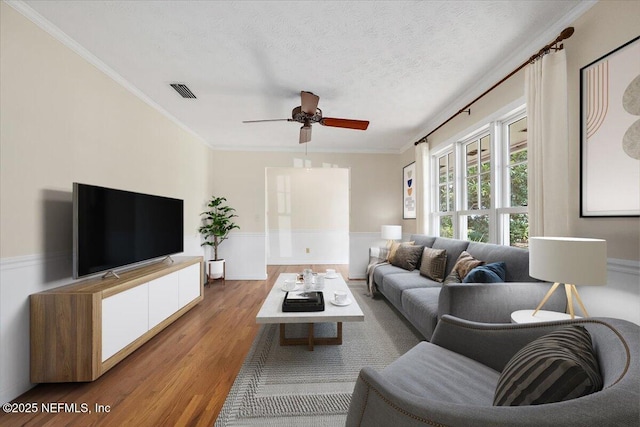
left=215, top=281, right=423, bottom=426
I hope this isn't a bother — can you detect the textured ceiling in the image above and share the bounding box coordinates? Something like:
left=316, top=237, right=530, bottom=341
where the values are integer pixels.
left=16, top=0, right=588, bottom=153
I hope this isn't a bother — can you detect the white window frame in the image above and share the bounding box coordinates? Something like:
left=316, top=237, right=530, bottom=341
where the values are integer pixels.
left=429, top=103, right=527, bottom=246
left=432, top=148, right=456, bottom=239
left=497, top=109, right=528, bottom=246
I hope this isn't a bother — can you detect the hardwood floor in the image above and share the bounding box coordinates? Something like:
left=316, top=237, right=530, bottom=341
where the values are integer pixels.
left=0, top=264, right=350, bottom=427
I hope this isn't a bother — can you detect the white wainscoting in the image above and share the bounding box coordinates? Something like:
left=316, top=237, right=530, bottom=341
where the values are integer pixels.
left=348, top=232, right=387, bottom=279
left=267, top=229, right=349, bottom=265
left=1, top=251, right=76, bottom=405
left=216, top=232, right=267, bottom=280
left=578, top=258, right=640, bottom=325
left=0, top=232, right=265, bottom=404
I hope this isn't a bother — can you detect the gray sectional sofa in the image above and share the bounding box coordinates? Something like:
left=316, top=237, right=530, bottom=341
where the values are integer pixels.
left=371, top=234, right=567, bottom=340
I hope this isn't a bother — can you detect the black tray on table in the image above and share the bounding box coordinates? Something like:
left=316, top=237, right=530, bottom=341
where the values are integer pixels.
left=282, top=291, right=325, bottom=312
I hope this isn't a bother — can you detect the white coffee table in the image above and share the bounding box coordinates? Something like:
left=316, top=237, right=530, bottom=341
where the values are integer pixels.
left=256, top=272, right=364, bottom=350
left=511, top=309, right=580, bottom=324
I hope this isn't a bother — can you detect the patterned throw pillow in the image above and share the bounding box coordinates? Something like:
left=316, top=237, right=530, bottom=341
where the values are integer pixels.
left=452, top=251, right=485, bottom=279
left=388, top=241, right=414, bottom=264
left=391, top=245, right=424, bottom=271
left=493, top=325, right=603, bottom=406
left=419, top=247, right=447, bottom=282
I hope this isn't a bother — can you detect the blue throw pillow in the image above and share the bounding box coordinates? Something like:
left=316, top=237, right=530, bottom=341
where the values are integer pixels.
left=462, top=262, right=507, bottom=283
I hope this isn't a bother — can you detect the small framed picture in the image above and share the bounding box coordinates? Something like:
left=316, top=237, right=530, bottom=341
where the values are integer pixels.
left=580, top=36, right=639, bottom=217
left=403, top=162, right=416, bottom=219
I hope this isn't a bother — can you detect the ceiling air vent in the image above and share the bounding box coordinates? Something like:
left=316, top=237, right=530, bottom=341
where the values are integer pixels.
left=170, top=83, right=196, bottom=99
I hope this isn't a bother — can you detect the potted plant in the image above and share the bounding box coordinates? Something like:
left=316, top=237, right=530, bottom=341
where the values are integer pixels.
left=198, top=196, right=239, bottom=281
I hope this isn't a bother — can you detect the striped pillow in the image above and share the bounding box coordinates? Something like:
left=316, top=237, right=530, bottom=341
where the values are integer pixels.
left=493, top=325, right=602, bottom=406
left=419, top=247, right=447, bottom=282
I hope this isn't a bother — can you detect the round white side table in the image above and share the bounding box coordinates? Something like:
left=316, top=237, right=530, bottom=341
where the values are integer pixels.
left=511, top=309, right=580, bottom=324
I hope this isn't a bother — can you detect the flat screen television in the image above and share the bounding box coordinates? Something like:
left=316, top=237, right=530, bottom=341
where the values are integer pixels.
left=73, top=183, right=184, bottom=279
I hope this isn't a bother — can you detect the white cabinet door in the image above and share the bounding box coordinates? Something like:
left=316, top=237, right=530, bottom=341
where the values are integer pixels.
left=148, top=273, right=179, bottom=329
left=178, top=263, right=201, bottom=308
left=102, top=283, right=149, bottom=362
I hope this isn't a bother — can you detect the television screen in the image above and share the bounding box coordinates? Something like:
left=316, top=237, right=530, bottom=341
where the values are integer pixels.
left=73, top=183, right=184, bottom=278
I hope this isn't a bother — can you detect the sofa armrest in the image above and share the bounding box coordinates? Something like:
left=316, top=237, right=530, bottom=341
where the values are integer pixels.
left=438, top=281, right=567, bottom=324
left=347, top=366, right=516, bottom=427
left=430, top=315, right=579, bottom=372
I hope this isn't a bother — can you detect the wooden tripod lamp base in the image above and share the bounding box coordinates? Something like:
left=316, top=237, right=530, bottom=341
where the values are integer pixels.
left=532, top=282, right=589, bottom=319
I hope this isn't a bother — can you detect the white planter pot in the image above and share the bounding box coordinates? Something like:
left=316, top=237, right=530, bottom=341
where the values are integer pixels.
left=207, top=259, right=225, bottom=280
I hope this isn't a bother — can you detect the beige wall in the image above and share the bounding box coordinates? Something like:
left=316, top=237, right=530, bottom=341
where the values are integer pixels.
left=207, top=150, right=400, bottom=234
left=266, top=167, right=349, bottom=231
left=0, top=3, right=210, bottom=258
left=403, top=0, right=639, bottom=261
left=565, top=0, right=640, bottom=260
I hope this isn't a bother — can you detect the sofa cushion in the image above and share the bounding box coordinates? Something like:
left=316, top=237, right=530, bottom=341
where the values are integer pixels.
left=391, top=244, right=423, bottom=271
left=382, top=271, right=439, bottom=309
left=388, top=241, right=414, bottom=264
left=382, top=341, right=500, bottom=405
left=463, top=262, right=506, bottom=283
left=452, top=251, right=485, bottom=279
left=409, top=234, right=437, bottom=248
left=372, top=263, right=409, bottom=291
left=419, top=247, right=447, bottom=282
left=493, top=325, right=603, bottom=406
left=401, top=287, right=442, bottom=341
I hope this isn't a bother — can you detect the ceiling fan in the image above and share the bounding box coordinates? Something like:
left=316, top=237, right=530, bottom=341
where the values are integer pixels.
left=243, top=91, right=369, bottom=144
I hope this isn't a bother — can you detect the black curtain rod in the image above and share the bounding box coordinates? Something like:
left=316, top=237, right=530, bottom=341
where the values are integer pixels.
left=414, top=27, right=575, bottom=146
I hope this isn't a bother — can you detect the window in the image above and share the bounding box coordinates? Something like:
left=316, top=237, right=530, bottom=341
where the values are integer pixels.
left=436, top=151, right=454, bottom=238
left=431, top=106, right=528, bottom=246
left=500, top=115, right=529, bottom=247
left=461, top=133, right=491, bottom=243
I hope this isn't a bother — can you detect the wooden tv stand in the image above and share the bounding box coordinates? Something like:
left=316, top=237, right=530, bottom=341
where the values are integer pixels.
left=30, top=256, right=204, bottom=383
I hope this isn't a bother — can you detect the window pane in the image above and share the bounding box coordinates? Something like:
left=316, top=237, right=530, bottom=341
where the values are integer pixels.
left=510, top=147, right=527, bottom=165
left=480, top=172, right=491, bottom=209
left=448, top=184, right=454, bottom=211
left=465, top=214, right=489, bottom=243
left=480, top=135, right=491, bottom=171
left=466, top=141, right=478, bottom=176
left=466, top=176, right=477, bottom=209
left=510, top=163, right=528, bottom=206
left=439, top=216, right=453, bottom=238
left=508, top=117, right=527, bottom=165
left=508, top=117, right=528, bottom=208
left=439, top=156, right=447, bottom=184
left=447, top=153, right=454, bottom=183
left=509, top=213, right=529, bottom=248
left=439, top=185, right=447, bottom=211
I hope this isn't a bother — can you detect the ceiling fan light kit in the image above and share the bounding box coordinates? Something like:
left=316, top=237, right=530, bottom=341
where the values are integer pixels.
left=243, top=91, right=369, bottom=144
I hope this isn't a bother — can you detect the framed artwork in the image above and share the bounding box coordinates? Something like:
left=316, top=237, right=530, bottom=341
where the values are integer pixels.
left=403, top=162, right=416, bottom=219
left=580, top=36, right=639, bottom=217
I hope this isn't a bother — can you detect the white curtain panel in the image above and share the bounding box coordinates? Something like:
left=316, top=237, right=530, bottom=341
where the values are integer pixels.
left=525, top=50, right=569, bottom=237
left=415, top=142, right=430, bottom=234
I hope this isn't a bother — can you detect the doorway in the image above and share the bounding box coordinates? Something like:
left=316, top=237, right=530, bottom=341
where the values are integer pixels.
left=265, top=167, right=350, bottom=265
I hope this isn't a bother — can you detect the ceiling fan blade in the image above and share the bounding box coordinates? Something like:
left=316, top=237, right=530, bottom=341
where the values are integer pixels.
left=299, top=125, right=312, bottom=144
left=300, top=91, right=319, bottom=115
left=320, top=117, right=369, bottom=130
left=242, top=118, right=290, bottom=123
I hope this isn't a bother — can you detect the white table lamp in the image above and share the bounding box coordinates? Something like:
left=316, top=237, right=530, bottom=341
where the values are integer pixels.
left=381, top=225, right=402, bottom=246
left=529, top=236, right=607, bottom=318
